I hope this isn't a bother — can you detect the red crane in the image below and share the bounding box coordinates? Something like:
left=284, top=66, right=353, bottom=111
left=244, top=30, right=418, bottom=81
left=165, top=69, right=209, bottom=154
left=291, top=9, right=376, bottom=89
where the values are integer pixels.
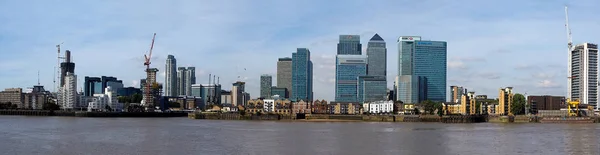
left=144, top=33, right=156, bottom=108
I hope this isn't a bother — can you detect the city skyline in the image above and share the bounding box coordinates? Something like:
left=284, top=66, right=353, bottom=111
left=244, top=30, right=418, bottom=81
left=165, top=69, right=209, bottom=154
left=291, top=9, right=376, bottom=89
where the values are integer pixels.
left=2, top=1, right=600, bottom=101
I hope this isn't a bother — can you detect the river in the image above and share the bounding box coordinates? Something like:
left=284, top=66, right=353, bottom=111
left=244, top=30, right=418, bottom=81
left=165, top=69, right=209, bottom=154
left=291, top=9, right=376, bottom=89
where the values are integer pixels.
left=0, top=116, right=599, bottom=155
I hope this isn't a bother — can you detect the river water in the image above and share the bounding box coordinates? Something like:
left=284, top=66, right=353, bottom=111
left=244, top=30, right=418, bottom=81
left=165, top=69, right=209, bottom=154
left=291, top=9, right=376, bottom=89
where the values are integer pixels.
left=0, top=116, right=599, bottom=155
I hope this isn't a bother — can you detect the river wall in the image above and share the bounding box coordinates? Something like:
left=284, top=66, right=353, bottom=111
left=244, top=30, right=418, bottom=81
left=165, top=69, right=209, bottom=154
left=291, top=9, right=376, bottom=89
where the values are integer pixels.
left=0, top=110, right=187, bottom=117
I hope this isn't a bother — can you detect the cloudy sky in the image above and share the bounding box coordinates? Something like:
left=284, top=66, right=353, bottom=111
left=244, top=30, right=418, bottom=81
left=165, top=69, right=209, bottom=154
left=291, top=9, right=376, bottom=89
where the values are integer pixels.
left=1, top=0, right=599, bottom=101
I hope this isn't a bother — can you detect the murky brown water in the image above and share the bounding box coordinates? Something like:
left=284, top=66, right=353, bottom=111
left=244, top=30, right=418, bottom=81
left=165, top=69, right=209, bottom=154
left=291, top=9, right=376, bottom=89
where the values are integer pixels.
left=0, top=116, right=599, bottom=155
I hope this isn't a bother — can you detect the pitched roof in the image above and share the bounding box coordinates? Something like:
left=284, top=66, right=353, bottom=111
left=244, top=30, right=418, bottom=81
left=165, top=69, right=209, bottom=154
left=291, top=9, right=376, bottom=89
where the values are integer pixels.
left=370, top=33, right=384, bottom=41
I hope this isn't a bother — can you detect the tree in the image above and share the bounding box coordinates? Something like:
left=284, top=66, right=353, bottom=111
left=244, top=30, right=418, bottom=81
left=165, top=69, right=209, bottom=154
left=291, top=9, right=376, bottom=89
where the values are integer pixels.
left=43, top=100, right=61, bottom=110
left=131, top=93, right=143, bottom=103
left=168, top=101, right=181, bottom=108
left=413, top=108, right=421, bottom=115
left=421, top=100, right=436, bottom=115
left=476, top=102, right=482, bottom=114
left=118, top=96, right=131, bottom=103
left=105, top=105, right=113, bottom=112
left=511, top=93, right=526, bottom=115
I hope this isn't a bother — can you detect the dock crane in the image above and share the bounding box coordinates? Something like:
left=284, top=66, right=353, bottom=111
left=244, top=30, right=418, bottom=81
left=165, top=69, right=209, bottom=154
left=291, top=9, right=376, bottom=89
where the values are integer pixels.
left=143, top=33, right=156, bottom=107
left=566, top=76, right=581, bottom=117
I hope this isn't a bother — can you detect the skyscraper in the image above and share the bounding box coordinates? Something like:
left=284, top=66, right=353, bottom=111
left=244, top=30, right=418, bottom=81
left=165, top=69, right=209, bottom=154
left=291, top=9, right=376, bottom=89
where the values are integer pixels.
left=337, top=35, right=361, bottom=55
left=260, top=74, right=272, bottom=98
left=357, top=75, right=387, bottom=103
left=165, top=55, right=177, bottom=96
left=177, top=67, right=186, bottom=96
left=335, top=55, right=367, bottom=102
left=143, top=68, right=159, bottom=106
left=569, top=43, right=598, bottom=110
left=277, top=57, right=293, bottom=97
left=232, top=81, right=246, bottom=106
left=60, top=50, right=75, bottom=86
left=292, top=48, right=313, bottom=101
left=367, top=34, right=387, bottom=76
left=450, top=86, right=465, bottom=103
left=185, top=67, right=196, bottom=96
left=61, top=72, right=77, bottom=109
left=396, top=36, right=447, bottom=103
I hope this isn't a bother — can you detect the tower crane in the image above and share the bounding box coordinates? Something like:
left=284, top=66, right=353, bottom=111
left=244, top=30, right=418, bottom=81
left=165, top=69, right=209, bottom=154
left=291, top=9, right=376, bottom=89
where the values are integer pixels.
left=143, top=33, right=156, bottom=107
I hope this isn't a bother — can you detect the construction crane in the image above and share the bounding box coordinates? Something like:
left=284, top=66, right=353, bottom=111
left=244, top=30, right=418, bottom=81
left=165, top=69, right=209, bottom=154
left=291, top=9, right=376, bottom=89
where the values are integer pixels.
left=54, top=42, right=64, bottom=93
left=143, top=33, right=156, bottom=108
left=565, top=6, right=573, bottom=51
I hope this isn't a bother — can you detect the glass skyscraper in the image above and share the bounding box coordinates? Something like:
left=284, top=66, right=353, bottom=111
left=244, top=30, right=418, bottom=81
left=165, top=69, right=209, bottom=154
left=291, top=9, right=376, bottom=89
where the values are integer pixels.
left=292, top=48, right=313, bottom=102
left=367, top=34, right=387, bottom=76
left=337, top=35, right=361, bottom=55
left=357, top=75, right=387, bottom=103
left=260, top=74, right=272, bottom=98
left=335, top=55, right=367, bottom=102
left=397, top=36, right=447, bottom=103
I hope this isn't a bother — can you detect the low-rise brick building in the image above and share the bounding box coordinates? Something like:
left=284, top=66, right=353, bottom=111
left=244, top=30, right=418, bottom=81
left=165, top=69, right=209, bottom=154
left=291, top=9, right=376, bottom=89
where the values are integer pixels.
left=292, top=100, right=311, bottom=115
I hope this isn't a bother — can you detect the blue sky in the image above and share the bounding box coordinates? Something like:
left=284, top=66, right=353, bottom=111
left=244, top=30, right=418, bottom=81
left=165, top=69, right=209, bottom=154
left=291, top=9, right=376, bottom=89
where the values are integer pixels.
left=1, top=0, right=599, bottom=101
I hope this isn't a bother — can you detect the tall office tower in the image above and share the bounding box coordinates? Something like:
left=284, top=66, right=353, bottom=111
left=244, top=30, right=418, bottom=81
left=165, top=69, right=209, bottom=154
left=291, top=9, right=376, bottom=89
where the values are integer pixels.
left=335, top=55, right=367, bottom=102
left=357, top=75, right=387, bottom=103
left=164, top=55, right=177, bottom=96
left=185, top=67, right=196, bottom=96
left=292, top=48, right=313, bottom=101
left=277, top=57, right=293, bottom=97
left=60, top=50, right=75, bottom=86
left=569, top=43, right=599, bottom=110
left=61, top=72, right=77, bottom=109
left=101, top=76, right=123, bottom=94
left=498, top=87, right=514, bottom=115
left=232, top=81, right=246, bottom=106
left=337, top=35, right=361, bottom=55
left=84, top=77, right=102, bottom=96
left=396, top=36, right=447, bottom=103
left=177, top=67, right=187, bottom=96
left=260, top=74, right=272, bottom=98
left=367, top=34, right=387, bottom=76
left=450, top=86, right=465, bottom=103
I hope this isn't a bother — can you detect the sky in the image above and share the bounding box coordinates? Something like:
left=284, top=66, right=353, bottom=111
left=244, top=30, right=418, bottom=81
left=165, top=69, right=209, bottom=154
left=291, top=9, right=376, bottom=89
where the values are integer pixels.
left=1, top=0, right=600, bottom=101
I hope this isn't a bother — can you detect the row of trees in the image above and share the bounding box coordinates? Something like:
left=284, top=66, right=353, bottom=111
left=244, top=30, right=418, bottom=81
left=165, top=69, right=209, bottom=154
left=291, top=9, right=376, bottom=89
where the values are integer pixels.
left=117, top=93, right=143, bottom=104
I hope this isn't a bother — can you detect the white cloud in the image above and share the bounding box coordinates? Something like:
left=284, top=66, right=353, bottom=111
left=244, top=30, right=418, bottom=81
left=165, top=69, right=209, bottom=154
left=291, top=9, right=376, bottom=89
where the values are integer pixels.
left=537, top=80, right=560, bottom=88
left=448, top=61, right=467, bottom=70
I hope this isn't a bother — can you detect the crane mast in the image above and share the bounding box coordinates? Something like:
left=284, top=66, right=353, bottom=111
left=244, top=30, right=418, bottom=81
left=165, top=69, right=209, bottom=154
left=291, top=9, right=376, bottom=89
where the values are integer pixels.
left=565, top=6, right=573, bottom=51
left=143, top=33, right=156, bottom=109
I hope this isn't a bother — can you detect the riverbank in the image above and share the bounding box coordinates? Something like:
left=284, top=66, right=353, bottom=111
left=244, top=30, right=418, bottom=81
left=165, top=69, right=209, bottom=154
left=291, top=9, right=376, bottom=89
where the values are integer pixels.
left=190, top=112, right=600, bottom=123
left=0, top=110, right=188, bottom=117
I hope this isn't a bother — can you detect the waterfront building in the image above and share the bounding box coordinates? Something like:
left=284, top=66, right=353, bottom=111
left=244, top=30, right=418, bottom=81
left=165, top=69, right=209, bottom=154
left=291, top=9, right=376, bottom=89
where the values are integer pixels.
left=164, top=55, right=177, bottom=96
left=260, top=74, right=272, bottom=98
left=220, top=90, right=232, bottom=104
left=263, top=99, right=275, bottom=112
left=84, top=76, right=123, bottom=96
left=312, top=100, right=329, bottom=114
left=328, top=102, right=361, bottom=115
left=292, top=48, right=313, bottom=102
left=142, top=68, right=159, bottom=107
left=88, top=94, right=109, bottom=112
left=23, top=85, right=50, bottom=109
left=0, top=88, right=23, bottom=107
left=191, top=84, right=221, bottom=109
left=527, top=95, right=565, bottom=114
left=498, top=87, right=514, bottom=115
left=277, top=57, right=293, bottom=98
left=232, top=81, right=248, bottom=106
left=442, top=102, right=461, bottom=115
left=335, top=55, right=367, bottom=102
left=177, top=67, right=187, bottom=96
left=274, top=99, right=292, bottom=114
left=357, top=76, right=387, bottom=103
left=396, top=36, right=447, bottom=103
left=185, top=67, right=196, bottom=96
left=450, top=86, right=465, bottom=103
left=292, top=100, right=311, bottom=115
left=61, top=73, right=77, bottom=110
left=364, top=100, right=393, bottom=114
left=245, top=99, right=264, bottom=114
left=460, top=92, right=476, bottom=115
left=337, top=35, right=361, bottom=55
left=569, top=43, right=599, bottom=110
left=366, top=34, right=387, bottom=77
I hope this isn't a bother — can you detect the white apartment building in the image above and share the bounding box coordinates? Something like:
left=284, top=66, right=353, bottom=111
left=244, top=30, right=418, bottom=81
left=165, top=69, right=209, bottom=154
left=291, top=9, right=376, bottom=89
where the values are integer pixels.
left=569, top=43, right=599, bottom=110
left=86, top=87, right=123, bottom=112
left=365, top=100, right=393, bottom=114
left=61, top=73, right=77, bottom=110
left=263, top=99, right=275, bottom=112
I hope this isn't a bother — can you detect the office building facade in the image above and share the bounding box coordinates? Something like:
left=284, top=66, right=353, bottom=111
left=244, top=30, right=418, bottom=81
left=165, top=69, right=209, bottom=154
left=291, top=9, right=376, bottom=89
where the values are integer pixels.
left=232, top=81, right=247, bottom=106
left=357, top=76, right=387, bottom=103
left=292, top=48, right=313, bottom=101
left=260, top=74, right=272, bottom=98
left=61, top=73, right=77, bottom=109
left=164, top=55, right=177, bottom=96
left=366, top=34, right=387, bottom=77
left=277, top=57, right=293, bottom=97
left=396, top=36, right=447, bottom=103
left=450, top=86, right=465, bottom=103
left=337, top=35, right=361, bottom=55
left=335, top=55, right=367, bottom=102
left=569, top=43, right=598, bottom=110
left=185, top=67, right=196, bottom=96
left=84, top=76, right=123, bottom=96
